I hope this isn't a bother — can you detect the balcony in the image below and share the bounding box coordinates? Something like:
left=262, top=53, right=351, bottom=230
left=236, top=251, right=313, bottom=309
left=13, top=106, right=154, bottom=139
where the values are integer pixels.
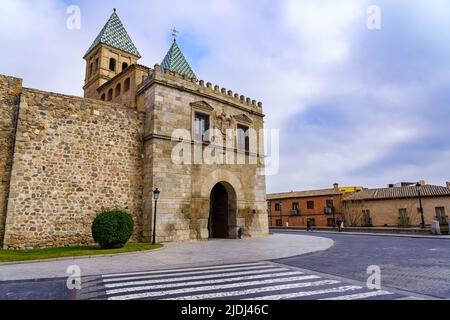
left=291, top=210, right=301, bottom=216
left=324, top=207, right=335, bottom=215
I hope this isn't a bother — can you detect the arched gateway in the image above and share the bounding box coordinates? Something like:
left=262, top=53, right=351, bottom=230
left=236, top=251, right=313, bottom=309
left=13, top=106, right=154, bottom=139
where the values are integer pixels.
left=209, top=182, right=238, bottom=239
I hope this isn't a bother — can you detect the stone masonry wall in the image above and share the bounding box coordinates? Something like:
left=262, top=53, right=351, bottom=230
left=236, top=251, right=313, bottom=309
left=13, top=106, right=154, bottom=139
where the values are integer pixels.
left=140, top=71, right=268, bottom=243
left=3, top=88, right=144, bottom=249
left=0, top=75, right=22, bottom=246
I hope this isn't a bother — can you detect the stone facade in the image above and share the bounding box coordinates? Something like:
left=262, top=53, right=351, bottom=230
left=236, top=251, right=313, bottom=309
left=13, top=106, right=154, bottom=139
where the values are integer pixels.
left=0, top=11, right=268, bottom=249
left=1, top=81, right=144, bottom=249
left=139, top=70, right=268, bottom=242
left=0, top=76, right=22, bottom=245
left=342, top=196, right=450, bottom=228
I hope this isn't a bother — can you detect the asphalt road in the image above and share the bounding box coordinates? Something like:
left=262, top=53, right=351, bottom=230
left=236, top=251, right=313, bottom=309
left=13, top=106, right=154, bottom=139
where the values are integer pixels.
left=273, top=230, right=450, bottom=299
left=1, top=231, right=448, bottom=300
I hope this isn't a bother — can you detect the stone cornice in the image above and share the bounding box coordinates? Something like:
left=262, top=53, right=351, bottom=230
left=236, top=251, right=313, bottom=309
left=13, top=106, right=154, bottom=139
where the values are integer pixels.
left=137, top=77, right=265, bottom=118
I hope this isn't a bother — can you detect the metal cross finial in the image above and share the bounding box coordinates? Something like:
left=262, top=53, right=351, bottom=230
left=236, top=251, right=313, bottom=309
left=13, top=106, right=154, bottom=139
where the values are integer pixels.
left=171, top=27, right=179, bottom=42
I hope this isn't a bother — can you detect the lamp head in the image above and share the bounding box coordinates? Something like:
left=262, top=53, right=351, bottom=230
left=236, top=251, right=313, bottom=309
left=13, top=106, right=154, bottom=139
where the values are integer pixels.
left=415, top=182, right=422, bottom=192
left=153, top=188, right=160, bottom=201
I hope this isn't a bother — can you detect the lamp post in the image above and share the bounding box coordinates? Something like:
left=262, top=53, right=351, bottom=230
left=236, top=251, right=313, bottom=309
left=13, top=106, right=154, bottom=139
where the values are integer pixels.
left=329, top=195, right=336, bottom=227
left=279, top=202, right=282, bottom=227
left=416, top=183, right=425, bottom=229
left=152, top=188, right=160, bottom=245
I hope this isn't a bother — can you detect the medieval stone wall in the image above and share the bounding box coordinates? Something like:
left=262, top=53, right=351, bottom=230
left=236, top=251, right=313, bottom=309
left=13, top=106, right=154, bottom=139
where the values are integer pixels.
left=2, top=87, right=145, bottom=249
left=0, top=75, right=22, bottom=246
left=140, top=70, right=268, bottom=243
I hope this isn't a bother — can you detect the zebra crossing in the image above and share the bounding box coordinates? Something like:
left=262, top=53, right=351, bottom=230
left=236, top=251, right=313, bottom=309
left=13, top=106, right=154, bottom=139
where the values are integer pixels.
left=83, top=262, right=424, bottom=300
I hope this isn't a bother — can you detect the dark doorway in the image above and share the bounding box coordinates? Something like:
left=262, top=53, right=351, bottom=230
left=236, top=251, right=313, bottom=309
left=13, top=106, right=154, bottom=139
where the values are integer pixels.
left=210, top=183, right=230, bottom=238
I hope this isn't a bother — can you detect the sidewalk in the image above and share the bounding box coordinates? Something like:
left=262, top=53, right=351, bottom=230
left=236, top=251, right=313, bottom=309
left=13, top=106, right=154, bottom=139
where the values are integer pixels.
left=272, top=228, right=450, bottom=240
left=0, top=233, right=333, bottom=282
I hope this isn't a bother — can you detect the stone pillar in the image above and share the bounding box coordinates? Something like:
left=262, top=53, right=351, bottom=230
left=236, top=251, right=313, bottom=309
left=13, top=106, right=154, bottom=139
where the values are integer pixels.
left=0, top=75, right=23, bottom=247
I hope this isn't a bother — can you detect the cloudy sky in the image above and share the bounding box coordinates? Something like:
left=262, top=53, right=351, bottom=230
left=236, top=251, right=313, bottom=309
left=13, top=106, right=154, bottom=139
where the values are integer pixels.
left=1, top=0, right=449, bottom=193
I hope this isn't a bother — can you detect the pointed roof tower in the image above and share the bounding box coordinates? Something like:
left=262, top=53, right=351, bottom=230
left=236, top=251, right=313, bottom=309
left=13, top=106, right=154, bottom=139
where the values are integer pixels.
left=84, top=9, right=141, bottom=58
left=161, top=40, right=197, bottom=80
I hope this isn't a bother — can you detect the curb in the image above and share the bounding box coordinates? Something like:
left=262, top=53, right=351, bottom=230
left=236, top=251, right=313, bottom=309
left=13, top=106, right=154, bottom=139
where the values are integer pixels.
left=0, top=247, right=165, bottom=267
left=272, top=228, right=450, bottom=240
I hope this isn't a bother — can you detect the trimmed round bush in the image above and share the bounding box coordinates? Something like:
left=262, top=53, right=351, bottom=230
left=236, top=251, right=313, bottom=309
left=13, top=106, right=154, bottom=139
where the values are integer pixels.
left=91, top=210, right=134, bottom=249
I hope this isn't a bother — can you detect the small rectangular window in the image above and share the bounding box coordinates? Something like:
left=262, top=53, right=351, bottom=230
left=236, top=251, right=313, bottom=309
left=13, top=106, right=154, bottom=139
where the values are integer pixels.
left=237, top=124, right=250, bottom=152
left=399, top=208, right=410, bottom=227
left=435, top=207, right=447, bottom=224
left=194, top=113, right=210, bottom=142
left=307, top=201, right=314, bottom=210
left=275, top=203, right=281, bottom=211
left=292, top=202, right=299, bottom=211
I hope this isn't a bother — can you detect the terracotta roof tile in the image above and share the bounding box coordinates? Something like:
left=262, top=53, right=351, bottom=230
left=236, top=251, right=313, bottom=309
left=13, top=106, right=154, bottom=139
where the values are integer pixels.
left=344, top=185, right=450, bottom=201
left=267, top=188, right=343, bottom=200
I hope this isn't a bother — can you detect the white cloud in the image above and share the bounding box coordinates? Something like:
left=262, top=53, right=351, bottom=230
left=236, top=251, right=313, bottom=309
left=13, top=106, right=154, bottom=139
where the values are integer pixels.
left=1, top=0, right=449, bottom=192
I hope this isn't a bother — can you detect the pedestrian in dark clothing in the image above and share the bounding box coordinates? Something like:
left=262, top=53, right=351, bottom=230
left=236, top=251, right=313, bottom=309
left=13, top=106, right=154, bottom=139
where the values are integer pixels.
left=306, top=219, right=313, bottom=232
left=336, top=218, right=342, bottom=232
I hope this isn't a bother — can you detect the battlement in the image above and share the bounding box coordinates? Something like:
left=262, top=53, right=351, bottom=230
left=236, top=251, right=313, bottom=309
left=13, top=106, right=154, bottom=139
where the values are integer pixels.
left=138, top=64, right=264, bottom=116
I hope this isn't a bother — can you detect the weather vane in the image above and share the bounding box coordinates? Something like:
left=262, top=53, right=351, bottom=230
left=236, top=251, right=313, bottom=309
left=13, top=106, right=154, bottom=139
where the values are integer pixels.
left=171, top=27, right=179, bottom=42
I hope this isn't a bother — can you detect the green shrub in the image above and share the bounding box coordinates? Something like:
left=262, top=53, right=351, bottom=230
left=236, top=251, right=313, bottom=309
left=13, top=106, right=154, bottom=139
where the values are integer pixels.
left=91, top=210, right=134, bottom=249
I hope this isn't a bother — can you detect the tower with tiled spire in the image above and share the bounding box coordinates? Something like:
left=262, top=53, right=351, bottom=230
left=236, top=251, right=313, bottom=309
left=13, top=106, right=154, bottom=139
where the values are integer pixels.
left=83, top=9, right=142, bottom=99
left=160, top=38, right=197, bottom=80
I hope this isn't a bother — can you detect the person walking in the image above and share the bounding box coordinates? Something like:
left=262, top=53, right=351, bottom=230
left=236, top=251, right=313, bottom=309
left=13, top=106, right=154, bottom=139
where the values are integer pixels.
left=306, top=219, right=313, bottom=232
left=336, top=218, right=342, bottom=232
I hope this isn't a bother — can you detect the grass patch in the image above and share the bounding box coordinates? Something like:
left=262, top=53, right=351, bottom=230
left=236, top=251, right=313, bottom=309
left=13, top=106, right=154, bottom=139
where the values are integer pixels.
left=0, top=243, right=163, bottom=263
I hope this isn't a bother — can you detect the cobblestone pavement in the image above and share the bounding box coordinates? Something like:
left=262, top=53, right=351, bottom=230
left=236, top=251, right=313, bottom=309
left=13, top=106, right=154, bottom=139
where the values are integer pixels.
left=273, top=230, right=450, bottom=299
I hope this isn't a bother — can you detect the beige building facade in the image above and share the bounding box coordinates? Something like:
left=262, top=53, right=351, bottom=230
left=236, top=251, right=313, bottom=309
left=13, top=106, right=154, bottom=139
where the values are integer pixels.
left=0, top=11, right=268, bottom=249
left=342, top=184, right=450, bottom=231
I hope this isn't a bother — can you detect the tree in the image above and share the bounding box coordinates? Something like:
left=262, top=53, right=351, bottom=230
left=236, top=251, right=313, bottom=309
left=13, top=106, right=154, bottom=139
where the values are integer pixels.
left=342, top=200, right=366, bottom=227
left=397, top=199, right=420, bottom=228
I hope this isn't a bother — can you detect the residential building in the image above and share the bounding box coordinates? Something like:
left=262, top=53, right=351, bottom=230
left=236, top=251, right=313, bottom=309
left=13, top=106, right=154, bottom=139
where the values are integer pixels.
left=267, top=184, right=357, bottom=228
left=342, top=183, right=450, bottom=231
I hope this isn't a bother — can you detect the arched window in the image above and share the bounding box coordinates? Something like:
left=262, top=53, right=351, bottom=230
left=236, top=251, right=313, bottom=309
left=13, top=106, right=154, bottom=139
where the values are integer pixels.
left=101, top=93, right=106, bottom=101
left=109, top=58, right=116, bottom=71
left=124, top=78, right=131, bottom=92
left=122, top=63, right=129, bottom=71
left=95, top=58, right=99, bottom=71
left=107, top=89, right=113, bottom=101
left=115, top=83, right=121, bottom=97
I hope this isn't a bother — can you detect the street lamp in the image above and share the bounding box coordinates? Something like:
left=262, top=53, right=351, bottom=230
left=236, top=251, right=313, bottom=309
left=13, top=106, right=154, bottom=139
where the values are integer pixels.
left=416, top=183, right=425, bottom=229
left=152, top=188, right=160, bottom=245
left=330, top=195, right=336, bottom=227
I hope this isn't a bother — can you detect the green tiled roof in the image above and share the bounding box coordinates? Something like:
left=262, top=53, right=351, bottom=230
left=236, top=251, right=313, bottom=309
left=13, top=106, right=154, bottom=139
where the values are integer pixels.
left=161, top=41, right=197, bottom=80
left=85, top=11, right=141, bottom=58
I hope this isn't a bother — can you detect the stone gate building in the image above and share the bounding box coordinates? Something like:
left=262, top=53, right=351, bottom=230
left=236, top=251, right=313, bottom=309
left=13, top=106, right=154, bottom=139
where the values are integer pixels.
left=0, top=10, right=268, bottom=250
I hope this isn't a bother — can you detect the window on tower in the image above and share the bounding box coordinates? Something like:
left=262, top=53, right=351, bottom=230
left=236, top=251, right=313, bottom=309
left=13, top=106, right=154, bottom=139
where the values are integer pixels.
left=115, top=83, right=121, bottom=97
left=109, top=58, right=116, bottom=71
left=124, top=78, right=131, bottom=92
left=107, top=89, right=113, bottom=101
left=122, top=63, right=129, bottom=71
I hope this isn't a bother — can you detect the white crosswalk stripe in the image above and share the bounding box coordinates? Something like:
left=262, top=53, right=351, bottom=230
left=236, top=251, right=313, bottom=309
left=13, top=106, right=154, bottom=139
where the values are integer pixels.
left=321, top=290, right=394, bottom=300
left=92, top=262, right=416, bottom=301
left=102, top=264, right=277, bottom=283
left=245, top=286, right=363, bottom=300
left=105, top=270, right=301, bottom=290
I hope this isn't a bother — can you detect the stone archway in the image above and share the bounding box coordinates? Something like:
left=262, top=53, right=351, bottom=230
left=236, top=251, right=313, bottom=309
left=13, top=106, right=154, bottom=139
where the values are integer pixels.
left=209, top=182, right=238, bottom=239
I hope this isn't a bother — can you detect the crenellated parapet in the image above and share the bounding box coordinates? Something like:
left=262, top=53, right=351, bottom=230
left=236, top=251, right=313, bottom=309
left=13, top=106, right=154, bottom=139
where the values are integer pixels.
left=138, top=64, right=264, bottom=117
